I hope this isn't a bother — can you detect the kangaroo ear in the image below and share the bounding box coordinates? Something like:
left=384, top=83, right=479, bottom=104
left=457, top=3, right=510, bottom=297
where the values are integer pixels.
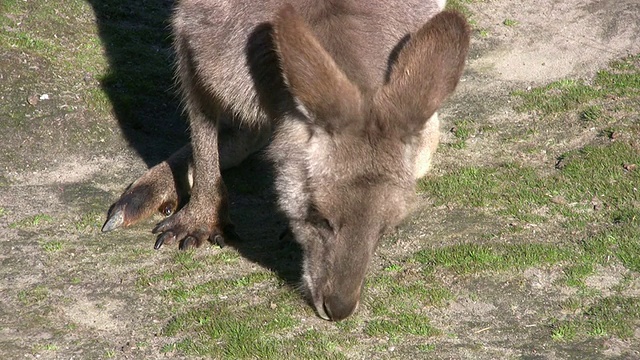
left=274, top=4, right=363, bottom=133
left=377, top=11, right=470, bottom=136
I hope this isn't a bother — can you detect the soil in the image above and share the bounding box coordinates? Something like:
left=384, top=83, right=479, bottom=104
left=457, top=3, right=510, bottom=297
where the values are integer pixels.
left=1, top=0, right=639, bottom=359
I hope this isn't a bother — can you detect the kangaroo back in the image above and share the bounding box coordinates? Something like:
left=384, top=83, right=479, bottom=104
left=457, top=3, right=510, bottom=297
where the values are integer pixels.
left=105, top=0, right=469, bottom=321
left=172, top=0, right=445, bottom=126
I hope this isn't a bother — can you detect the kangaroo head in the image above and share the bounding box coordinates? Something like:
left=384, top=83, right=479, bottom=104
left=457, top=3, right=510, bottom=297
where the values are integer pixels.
left=272, top=5, right=470, bottom=320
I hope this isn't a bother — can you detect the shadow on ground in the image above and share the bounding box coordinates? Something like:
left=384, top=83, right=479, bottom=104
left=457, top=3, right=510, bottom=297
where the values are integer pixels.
left=86, top=0, right=187, bottom=166
left=223, top=154, right=303, bottom=288
left=86, top=0, right=304, bottom=288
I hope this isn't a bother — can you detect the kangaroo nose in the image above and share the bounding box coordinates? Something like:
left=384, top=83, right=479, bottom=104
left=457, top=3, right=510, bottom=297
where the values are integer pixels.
left=323, top=294, right=359, bottom=321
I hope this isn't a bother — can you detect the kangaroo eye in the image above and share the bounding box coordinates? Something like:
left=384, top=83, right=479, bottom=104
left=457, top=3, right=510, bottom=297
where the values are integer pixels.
left=307, top=207, right=334, bottom=234
left=312, top=215, right=334, bottom=234
left=318, top=217, right=334, bottom=233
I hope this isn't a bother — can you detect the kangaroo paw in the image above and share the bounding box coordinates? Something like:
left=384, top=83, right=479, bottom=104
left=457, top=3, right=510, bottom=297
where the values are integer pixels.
left=151, top=206, right=241, bottom=250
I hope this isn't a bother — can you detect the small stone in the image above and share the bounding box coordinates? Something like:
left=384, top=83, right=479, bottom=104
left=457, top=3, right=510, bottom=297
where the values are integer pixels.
left=27, top=94, right=38, bottom=105
left=591, top=196, right=603, bottom=211
left=550, top=195, right=567, bottom=205
left=610, top=131, right=620, bottom=141
left=39, top=94, right=50, bottom=100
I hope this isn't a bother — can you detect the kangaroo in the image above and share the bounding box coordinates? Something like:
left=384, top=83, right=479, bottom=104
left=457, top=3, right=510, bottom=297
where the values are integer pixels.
left=103, top=0, right=470, bottom=321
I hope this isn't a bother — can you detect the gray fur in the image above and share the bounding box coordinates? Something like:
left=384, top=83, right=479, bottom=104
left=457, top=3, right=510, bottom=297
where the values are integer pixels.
left=104, top=0, right=470, bottom=321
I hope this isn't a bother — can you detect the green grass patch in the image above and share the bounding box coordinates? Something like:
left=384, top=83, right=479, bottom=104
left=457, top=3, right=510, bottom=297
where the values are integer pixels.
left=367, top=274, right=452, bottom=316
left=419, top=163, right=553, bottom=222
left=40, top=240, right=64, bottom=253
left=450, top=119, right=474, bottom=149
left=9, top=214, right=54, bottom=229
left=446, top=0, right=484, bottom=26
left=580, top=105, right=603, bottom=122
left=173, top=251, right=204, bottom=272
left=446, top=0, right=475, bottom=18
left=74, top=211, right=103, bottom=232
left=0, top=0, right=99, bottom=65
left=161, top=300, right=354, bottom=359
left=513, top=79, right=603, bottom=115
left=551, top=321, right=578, bottom=341
left=18, top=285, right=49, bottom=305
left=365, top=313, right=440, bottom=338
left=552, top=295, right=640, bottom=340
left=166, top=271, right=276, bottom=303
left=418, top=140, right=640, bottom=278
left=413, top=243, right=572, bottom=274
left=420, top=141, right=640, bottom=225
left=514, top=54, right=640, bottom=115
left=33, top=342, right=59, bottom=353
left=563, top=263, right=594, bottom=287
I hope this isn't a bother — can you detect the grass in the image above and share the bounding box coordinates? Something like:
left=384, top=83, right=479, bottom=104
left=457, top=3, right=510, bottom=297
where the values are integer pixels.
left=514, top=54, right=640, bottom=115
left=366, top=274, right=452, bottom=316
left=41, top=240, right=64, bottom=253
left=136, top=51, right=640, bottom=355
left=9, top=214, right=54, bottom=229
left=418, top=51, right=640, bottom=344
left=18, top=285, right=49, bottom=305
left=513, top=79, right=603, bottom=115
left=74, top=211, right=103, bottom=232
left=552, top=295, right=640, bottom=340
left=446, top=0, right=489, bottom=33
left=450, top=119, right=474, bottom=149
left=446, top=0, right=483, bottom=22
left=162, top=300, right=349, bottom=359
left=581, top=105, right=604, bottom=122
left=563, top=263, right=594, bottom=287
left=0, top=0, right=105, bottom=75
left=413, top=243, right=574, bottom=274
left=364, top=313, right=440, bottom=338
left=32, top=343, right=59, bottom=353
left=2, top=0, right=639, bottom=357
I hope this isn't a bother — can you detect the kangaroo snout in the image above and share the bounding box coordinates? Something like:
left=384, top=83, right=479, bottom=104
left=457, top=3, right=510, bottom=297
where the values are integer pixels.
left=105, top=0, right=469, bottom=321
left=321, top=291, right=361, bottom=321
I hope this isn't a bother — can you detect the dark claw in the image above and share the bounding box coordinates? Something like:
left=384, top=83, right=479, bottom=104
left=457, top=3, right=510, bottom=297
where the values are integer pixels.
left=213, top=234, right=226, bottom=248
left=101, top=207, right=124, bottom=232
left=154, top=236, right=164, bottom=250
left=154, top=232, right=175, bottom=250
left=152, top=221, right=168, bottom=234
left=180, top=236, right=197, bottom=250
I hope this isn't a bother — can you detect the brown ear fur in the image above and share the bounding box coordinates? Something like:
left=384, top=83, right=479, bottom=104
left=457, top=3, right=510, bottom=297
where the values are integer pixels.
left=273, top=4, right=363, bottom=132
left=377, top=11, right=470, bottom=136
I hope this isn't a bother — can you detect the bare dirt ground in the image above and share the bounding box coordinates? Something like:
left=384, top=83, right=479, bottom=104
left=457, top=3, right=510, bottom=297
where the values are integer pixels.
left=1, top=0, right=639, bottom=359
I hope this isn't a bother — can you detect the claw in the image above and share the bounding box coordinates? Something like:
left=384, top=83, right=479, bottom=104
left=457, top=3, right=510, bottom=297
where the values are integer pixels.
left=154, top=231, right=175, bottom=250
left=102, top=207, right=125, bottom=232
left=154, top=236, right=164, bottom=250
left=180, top=236, right=198, bottom=250
left=152, top=221, right=168, bottom=234
left=213, top=234, right=226, bottom=248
